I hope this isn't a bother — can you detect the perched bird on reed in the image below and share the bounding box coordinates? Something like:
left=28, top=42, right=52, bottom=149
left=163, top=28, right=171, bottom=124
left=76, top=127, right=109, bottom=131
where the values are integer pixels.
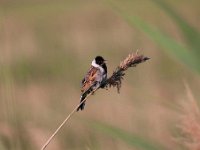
left=77, top=56, right=107, bottom=111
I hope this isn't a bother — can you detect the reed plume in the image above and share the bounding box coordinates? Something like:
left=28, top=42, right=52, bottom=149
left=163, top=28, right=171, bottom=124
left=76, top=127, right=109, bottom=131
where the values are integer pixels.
left=177, top=83, right=200, bottom=150
left=104, top=51, right=150, bottom=93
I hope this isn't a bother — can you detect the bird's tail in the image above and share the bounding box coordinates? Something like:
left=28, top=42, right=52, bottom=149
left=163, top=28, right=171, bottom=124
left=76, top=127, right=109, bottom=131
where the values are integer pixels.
left=77, top=83, right=97, bottom=111
left=76, top=100, right=85, bottom=111
left=77, top=95, right=86, bottom=111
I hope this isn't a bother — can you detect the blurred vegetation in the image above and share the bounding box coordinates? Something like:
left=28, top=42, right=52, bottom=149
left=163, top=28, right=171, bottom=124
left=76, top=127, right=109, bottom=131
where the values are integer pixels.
left=105, top=0, right=200, bottom=73
left=0, top=0, right=200, bottom=150
left=90, top=121, right=168, bottom=150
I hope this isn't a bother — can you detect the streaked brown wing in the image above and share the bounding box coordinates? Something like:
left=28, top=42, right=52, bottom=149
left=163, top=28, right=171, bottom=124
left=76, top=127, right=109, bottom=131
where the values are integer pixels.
left=81, top=66, right=99, bottom=93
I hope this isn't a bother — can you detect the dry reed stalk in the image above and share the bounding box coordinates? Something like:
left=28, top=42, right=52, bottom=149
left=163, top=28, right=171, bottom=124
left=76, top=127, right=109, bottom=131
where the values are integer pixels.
left=40, top=51, right=150, bottom=150
left=40, top=90, right=96, bottom=150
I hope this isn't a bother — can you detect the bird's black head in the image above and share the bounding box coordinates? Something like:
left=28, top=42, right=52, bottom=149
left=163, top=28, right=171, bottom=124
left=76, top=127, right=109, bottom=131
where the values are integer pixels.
left=95, top=56, right=106, bottom=66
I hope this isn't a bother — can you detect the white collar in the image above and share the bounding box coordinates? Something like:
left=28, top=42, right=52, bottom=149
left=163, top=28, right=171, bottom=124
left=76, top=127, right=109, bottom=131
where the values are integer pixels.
left=92, top=59, right=104, bottom=73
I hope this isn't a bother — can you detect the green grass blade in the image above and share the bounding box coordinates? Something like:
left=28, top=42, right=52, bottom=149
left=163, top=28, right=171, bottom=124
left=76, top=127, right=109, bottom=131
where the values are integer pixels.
left=90, top=121, right=167, bottom=150
left=152, top=0, right=200, bottom=55
left=126, top=16, right=200, bottom=72
left=103, top=0, right=200, bottom=73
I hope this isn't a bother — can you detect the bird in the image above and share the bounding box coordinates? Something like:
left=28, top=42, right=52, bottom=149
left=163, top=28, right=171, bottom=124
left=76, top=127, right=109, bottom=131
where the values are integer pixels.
left=77, top=56, right=107, bottom=111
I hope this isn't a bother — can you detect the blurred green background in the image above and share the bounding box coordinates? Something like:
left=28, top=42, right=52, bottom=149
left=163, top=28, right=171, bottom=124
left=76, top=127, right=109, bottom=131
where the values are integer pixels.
left=0, top=0, right=200, bottom=150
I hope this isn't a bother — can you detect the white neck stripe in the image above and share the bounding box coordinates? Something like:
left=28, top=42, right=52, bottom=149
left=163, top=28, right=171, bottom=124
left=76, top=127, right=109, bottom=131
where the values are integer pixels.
left=92, top=59, right=99, bottom=68
left=91, top=59, right=104, bottom=73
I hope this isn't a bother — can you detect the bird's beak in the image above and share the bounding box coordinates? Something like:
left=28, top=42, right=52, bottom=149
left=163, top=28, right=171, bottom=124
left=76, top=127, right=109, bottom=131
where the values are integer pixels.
left=104, top=60, right=108, bottom=63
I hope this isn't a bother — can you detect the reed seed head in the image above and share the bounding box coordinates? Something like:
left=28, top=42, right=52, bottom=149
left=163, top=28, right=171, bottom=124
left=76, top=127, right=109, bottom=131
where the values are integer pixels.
left=103, top=51, right=150, bottom=93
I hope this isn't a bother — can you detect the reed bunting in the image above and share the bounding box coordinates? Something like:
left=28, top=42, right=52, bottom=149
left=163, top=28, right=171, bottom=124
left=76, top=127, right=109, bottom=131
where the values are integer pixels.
left=77, top=56, right=107, bottom=111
